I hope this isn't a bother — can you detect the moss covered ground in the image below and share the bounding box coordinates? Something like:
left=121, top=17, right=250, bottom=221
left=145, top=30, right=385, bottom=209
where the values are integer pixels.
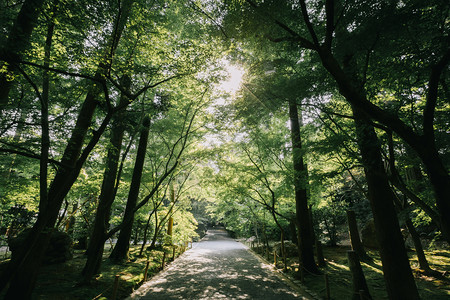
left=250, top=243, right=450, bottom=299
left=0, top=244, right=185, bottom=300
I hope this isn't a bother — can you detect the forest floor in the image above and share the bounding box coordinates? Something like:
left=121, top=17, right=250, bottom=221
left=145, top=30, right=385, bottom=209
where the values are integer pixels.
left=0, top=243, right=185, bottom=300
left=247, top=242, right=450, bottom=299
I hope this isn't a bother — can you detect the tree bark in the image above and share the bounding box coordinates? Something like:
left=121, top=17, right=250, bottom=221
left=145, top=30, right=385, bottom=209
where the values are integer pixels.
left=347, top=250, right=372, bottom=300
left=110, top=116, right=150, bottom=263
left=39, top=17, right=54, bottom=216
left=347, top=210, right=371, bottom=262
left=139, top=211, right=154, bottom=256
left=352, top=105, right=420, bottom=300
left=81, top=76, right=131, bottom=281
left=405, top=218, right=432, bottom=273
left=288, top=98, right=319, bottom=274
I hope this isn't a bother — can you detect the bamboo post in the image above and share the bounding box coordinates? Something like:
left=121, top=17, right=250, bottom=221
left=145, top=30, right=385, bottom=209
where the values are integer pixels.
left=112, top=274, right=119, bottom=300
left=143, top=260, right=150, bottom=282
left=324, top=273, right=331, bottom=300
left=347, top=250, right=372, bottom=300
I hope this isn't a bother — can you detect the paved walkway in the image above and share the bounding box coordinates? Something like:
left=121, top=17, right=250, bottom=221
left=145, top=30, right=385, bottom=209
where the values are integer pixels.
left=128, top=229, right=314, bottom=299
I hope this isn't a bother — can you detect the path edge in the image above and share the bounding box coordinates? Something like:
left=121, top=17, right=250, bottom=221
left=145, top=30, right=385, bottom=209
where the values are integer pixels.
left=240, top=242, right=321, bottom=300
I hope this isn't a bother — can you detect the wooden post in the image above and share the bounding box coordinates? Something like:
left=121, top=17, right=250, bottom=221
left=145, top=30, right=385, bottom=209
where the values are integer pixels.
left=112, top=274, right=119, bottom=300
left=172, top=245, right=176, bottom=260
left=324, top=273, right=331, bottom=300
left=347, top=250, right=372, bottom=300
left=273, top=251, right=277, bottom=266
left=316, top=240, right=326, bottom=267
left=143, top=260, right=150, bottom=282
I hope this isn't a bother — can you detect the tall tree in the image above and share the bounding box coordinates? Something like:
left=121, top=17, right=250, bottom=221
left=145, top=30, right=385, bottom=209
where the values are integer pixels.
left=108, top=116, right=150, bottom=263
left=80, top=76, right=133, bottom=283
left=288, top=98, right=319, bottom=274
left=352, top=105, right=419, bottom=299
left=0, top=1, right=134, bottom=297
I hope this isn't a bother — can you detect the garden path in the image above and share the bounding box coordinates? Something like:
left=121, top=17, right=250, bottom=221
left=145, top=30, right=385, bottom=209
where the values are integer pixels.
left=127, top=228, right=315, bottom=299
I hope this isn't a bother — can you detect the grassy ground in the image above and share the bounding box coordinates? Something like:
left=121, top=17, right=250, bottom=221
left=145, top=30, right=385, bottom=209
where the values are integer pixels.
left=0, top=244, right=186, bottom=300
left=250, top=243, right=450, bottom=299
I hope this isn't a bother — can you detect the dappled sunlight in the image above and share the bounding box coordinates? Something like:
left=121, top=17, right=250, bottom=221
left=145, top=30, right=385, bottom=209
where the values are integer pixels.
left=128, top=229, right=302, bottom=299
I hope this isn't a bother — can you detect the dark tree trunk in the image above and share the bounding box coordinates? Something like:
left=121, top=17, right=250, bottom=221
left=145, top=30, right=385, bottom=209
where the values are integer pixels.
left=352, top=106, right=420, bottom=300
left=347, top=210, right=370, bottom=262
left=0, top=0, right=45, bottom=105
left=417, top=149, right=450, bottom=242
left=139, top=212, right=153, bottom=256
left=317, top=48, right=450, bottom=243
left=81, top=76, right=131, bottom=281
left=289, top=219, right=298, bottom=244
left=110, top=116, right=150, bottom=263
left=39, top=18, right=54, bottom=214
left=405, top=218, right=432, bottom=273
left=347, top=250, right=372, bottom=300
left=288, top=98, right=319, bottom=275
left=149, top=211, right=160, bottom=250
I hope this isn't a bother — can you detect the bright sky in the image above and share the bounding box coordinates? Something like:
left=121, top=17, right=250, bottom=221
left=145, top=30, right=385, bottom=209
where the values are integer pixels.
left=218, top=61, right=245, bottom=95
left=203, top=61, right=245, bottom=149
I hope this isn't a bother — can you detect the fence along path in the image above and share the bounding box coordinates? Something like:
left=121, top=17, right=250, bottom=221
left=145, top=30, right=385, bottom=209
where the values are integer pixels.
left=128, top=228, right=315, bottom=299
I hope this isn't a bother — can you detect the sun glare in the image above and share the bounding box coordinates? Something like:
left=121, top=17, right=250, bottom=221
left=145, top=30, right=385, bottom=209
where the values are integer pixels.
left=219, top=61, right=245, bottom=94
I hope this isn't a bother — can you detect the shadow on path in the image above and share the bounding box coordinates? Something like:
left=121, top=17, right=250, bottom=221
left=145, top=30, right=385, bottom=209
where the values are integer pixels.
left=128, top=229, right=312, bottom=299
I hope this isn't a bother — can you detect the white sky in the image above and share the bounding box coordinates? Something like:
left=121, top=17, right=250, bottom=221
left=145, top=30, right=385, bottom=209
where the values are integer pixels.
left=217, top=61, right=245, bottom=95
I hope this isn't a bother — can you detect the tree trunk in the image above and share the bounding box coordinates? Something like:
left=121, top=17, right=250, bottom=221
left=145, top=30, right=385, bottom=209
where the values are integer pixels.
left=149, top=208, right=160, bottom=249
left=139, top=211, right=154, bottom=256
left=352, top=105, right=420, bottom=300
left=39, top=18, right=54, bottom=214
left=0, top=0, right=46, bottom=105
left=347, top=250, right=372, bottom=300
left=0, top=2, right=134, bottom=296
left=405, top=218, right=432, bottom=273
left=417, top=149, right=450, bottom=242
left=81, top=76, right=131, bottom=281
left=288, top=98, right=319, bottom=274
left=347, top=210, right=371, bottom=262
left=386, top=133, right=436, bottom=275
left=110, top=116, right=150, bottom=263
left=317, top=48, right=450, bottom=243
